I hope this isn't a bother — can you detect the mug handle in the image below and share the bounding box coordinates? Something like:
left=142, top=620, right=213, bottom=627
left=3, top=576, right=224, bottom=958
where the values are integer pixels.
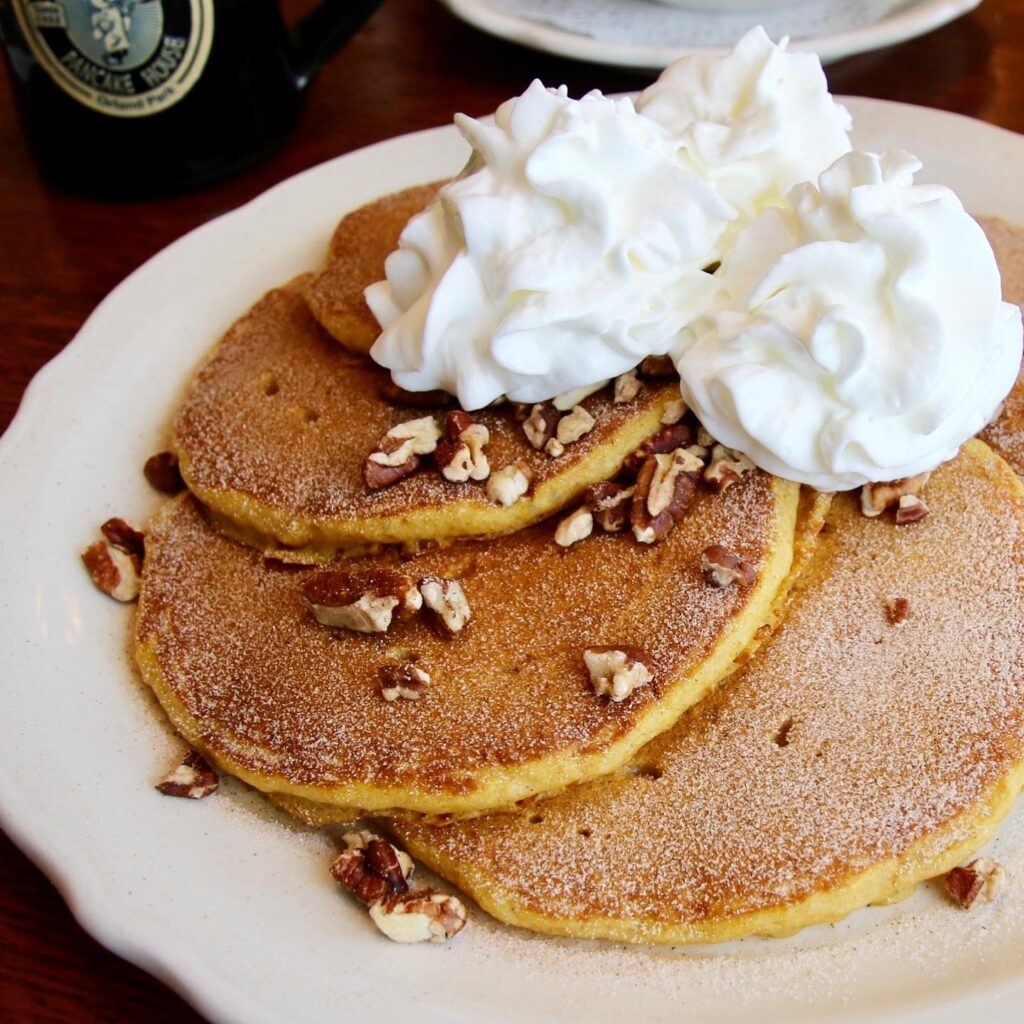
left=290, top=0, right=383, bottom=86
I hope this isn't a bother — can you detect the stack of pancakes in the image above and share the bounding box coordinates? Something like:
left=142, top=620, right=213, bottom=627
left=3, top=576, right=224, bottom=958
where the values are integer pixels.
left=135, top=185, right=1024, bottom=944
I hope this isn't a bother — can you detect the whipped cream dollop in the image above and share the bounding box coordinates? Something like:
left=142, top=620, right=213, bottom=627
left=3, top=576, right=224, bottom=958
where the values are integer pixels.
left=674, top=149, right=1023, bottom=490
left=366, top=80, right=735, bottom=410
left=636, top=26, right=852, bottom=231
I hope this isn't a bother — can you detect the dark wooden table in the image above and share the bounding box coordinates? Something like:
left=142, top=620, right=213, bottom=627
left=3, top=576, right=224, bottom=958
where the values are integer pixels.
left=2, top=0, right=1023, bottom=1019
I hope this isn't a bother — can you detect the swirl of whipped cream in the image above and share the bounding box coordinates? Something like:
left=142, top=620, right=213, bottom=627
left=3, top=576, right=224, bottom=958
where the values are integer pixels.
left=636, top=26, right=852, bottom=229
left=366, top=80, right=735, bottom=410
left=674, top=149, right=1023, bottom=491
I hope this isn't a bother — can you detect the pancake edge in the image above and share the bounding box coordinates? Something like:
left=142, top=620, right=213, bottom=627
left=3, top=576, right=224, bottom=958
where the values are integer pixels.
left=394, top=440, right=1024, bottom=943
left=134, top=476, right=802, bottom=816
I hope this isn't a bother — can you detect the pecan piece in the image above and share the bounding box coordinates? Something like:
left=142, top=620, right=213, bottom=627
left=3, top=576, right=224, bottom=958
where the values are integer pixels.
left=364, top=416, right=441, bottom=490
left=332, top=832, right=413, bottom=905
left=100, top=517, right=145, bottom=560
left=584, top=481, right=634, bottom=533
left=583, top=646, right=654, bottom=702
left=631, top=449, right=701, bottom=544
left=554, top=506, right=594, bottom=548
left=302, top=569, right=421, bottom=633
left=487, top=462, right=533, bottom=507
left=860, top=472, right=930, bottom=518
left=544, top=437, right=565, bottom=458
left=82, top=540, right=141, bottom=602
left=82, top=518, right=145, bottom=602
left=895, top=494, right=929, bottom=525
left=419, top=575, right=471, bottom=635
left=943, top=858, right=1005, bottom=909
left=435, top=412, right=490, bottom=483
left=884, top=596, right=910, bottom=625
left=613, top=370, right=641, bottom=404
left=640, top=355, right=675, bottom=378
left=660, top=398, right=687, bottom=425
left=622, top=423, right=695, bottom=477
left=523, top=402, right=559, bottom=450
left=143, top=451, right=185, bottom=494
left=369, top=889, right=467, bottom=943
left=331, top=848, right=389, bottom=905
left=555, top=405, right=596, bottom=446
left=363, top=454, right=421, bottom=490
left=379, top=662, right=431, bottom=701
left=704, top=444, right=755, bottom=493
left=366, top=839, right=414, bottom=893
left=701, top=545, right=756, bottom=587
left=156, top=751, right=218, bottom=799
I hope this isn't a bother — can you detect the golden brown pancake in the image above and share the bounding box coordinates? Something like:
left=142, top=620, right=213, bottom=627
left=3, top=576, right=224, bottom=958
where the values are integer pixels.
left=979, top=217, right=1024, bottom=476
left=303, top=183, right=444, bottom=355
left=135, top=465, right=800, bottom=818
left=395, top=440, right=1024, bottom=944
left=173, top=280, right=683, bottom=558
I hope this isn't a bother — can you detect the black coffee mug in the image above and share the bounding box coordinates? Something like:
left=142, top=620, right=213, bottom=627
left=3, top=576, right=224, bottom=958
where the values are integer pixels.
left=0, top=0, right=381, bottom=196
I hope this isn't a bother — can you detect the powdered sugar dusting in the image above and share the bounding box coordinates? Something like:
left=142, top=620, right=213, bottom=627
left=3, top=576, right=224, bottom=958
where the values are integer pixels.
left=136, top=466, right=784, bottom=800
left=173, top=283, right=678, bottom=527
left=398, top=444, right=1024, bottom=936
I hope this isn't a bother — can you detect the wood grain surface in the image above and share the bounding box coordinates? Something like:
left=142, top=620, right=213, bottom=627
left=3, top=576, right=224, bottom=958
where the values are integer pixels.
left=2, top=0, right=1023, bottom=1019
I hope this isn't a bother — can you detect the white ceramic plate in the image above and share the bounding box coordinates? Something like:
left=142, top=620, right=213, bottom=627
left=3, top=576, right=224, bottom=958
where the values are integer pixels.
left=2, top=99, right=1024, bottom=1024
left=438, top=0, right=981, bottom=68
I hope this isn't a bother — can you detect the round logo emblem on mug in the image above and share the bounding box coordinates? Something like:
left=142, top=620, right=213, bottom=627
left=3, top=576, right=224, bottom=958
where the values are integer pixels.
left=12, top=0, right=214, bottom=117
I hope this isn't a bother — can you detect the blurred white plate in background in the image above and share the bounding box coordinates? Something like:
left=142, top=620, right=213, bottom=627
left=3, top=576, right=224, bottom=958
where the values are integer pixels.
left=438, top=0, right=982, bottom=68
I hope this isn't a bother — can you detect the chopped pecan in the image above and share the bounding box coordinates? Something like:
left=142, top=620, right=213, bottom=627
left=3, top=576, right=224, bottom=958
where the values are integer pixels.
left=302, top=569, right=422, bottom=633
left=895, top=494, right=929, bottom=525
left=555, top=405, right=596, bottom=446
left=613, top=371, right=642, bottom=404
left=544, top=437, right=565, bottom=458
left=622, top=423, right=695, bottom=477
left=332, top=832, right=413, bottom=905
left=363, top=455, right=420, bottom=490
left=631, top=449, right=701, bottom=544
left=584, top=482, right=634, bottom=533
left=443, top=409, right=473, bottom=436
left=419, top=575, right=471, bottom=635
left=704, top=444, right=755, bottom=493
left=369, top=889, right=467, bottom=943
left=884, top=596, right=910, bottom=625
left=372, top=416, right=441, bottom=465
left=660, top=398, right=687, bottom=425
left=487, top=462, right=532, bottom=507
left=101, top=517, right=145, bottom=560
left=554, top=507, right=594, bottom=548
left=701, top=545, right=756, bottom=587
left=156, top=751, right=218, bottom=799
left=523, top=402, right=559, bottom=450
left=640, top=355, right=675, bottom=378
left=364, top=416, right=441, bottom=490
left=331, top=848, right=389, bottom=905
left=143, top=451, right=185, bottom=494
left=583, top=646, right=654, bottom=702
left=860, top=472, right=930, bottom=518
left=378, top=378, right=451, bottom=408
left=341, top=830, right=377, bottom=850
left=943, top=858, right=1005, bottom=909
left=435, top=412, right=490, bottom=483
left=82, top=519, right=145, bottom=602
left=379, top=662, right=431, bottom=701
left=696, top=426, right=715, bottom=448
left=366, top=839, right=414, bottom=893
